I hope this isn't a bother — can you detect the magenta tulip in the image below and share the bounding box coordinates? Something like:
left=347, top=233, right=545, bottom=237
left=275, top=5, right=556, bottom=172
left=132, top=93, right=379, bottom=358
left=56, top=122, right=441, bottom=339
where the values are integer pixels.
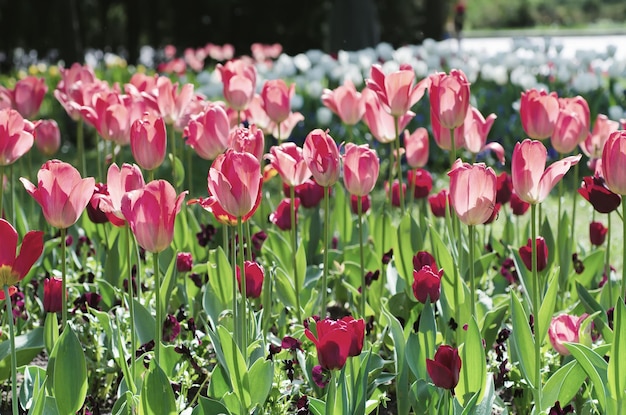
left=43, top=277, right=63, bottom=313
left=266, top=142, right=312, bottom=187
left=130, top=113, right=167, bottom=171
left=95, top=163, right=146, bottom=226
left=34, top=119, right=61, bottom=157
left=261, top=79, right=294, bottom=125
left=601, top=131, right=626, bottom=195
left=303, top=129, right=340, bottom=187
left=0, top=108, right=35, bottom=166
left=548, top=313, right=590, bottom=356
left=0, top=76, right=48, bottom=119
left=217, top=59, right=257, bottom=111
left=428, top=69, right=471, bottom=130
left=184, top=103, right=230, bottom=160
left=404, top=127, right=429, bottom=169
left=0, top=219, right=44, bottom=300
left=448, top=161, right=497, bottom=226
left=519, top=89, right=559, bottom=140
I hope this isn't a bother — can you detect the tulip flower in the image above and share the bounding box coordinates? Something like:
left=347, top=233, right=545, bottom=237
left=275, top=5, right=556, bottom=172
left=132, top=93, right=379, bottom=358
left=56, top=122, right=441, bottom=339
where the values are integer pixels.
left=426, top=345, right=462, bottom=390
left=580, top=114, right=619, bottom=169
left=578, top=175, right=621, bottom=214
left=130, top=113, right=167, bottom=172
left=94, top=163, right=146, bottom=226
left=80, top=93, right=131, bottom=146
left=155, top=76, right=195, bottom=128
left=448, top=161, right=497, bottom=226
left=216, top=59, right=257, bottom=111
left=87, top=183, right=111, bottom=225
left=176, top=252, right=193, bottom=273
left=266, top=142, right=312, bottom=188
left=229, top=124, right=265, bottom=162
left=519, top=89, right=559, bottom=140
left=548, top=313, right=590, bottom=356
left=589, top=221, right=608, bottom=247
left=550, top=108, right=587, bottom=155
left=462, top=106, right=504, bottom=164
left=183, top=103, right=230, bottom=160
left=0, top=108, right=35, bottom=166
left=428, top=189, right=450, bottom=218
left=404, top=127, right=429, bottom=169
left=270, top=198, right=300, bottom=231
left=261, top=79, right=294, bottom=125
left=350, top=195, right=371, bottom=215
left=496, top=172, right=513, bottom=205
left=305, top=317, right=365, bottom=371
left=413, top=251, right=438, bottom=270
left=510, top=191, right=530, bottom=216
left=430, top=111, right=465, bottom=152
left=407, top=168, right=433, bottom=199
left=267, top=111, right=304, bottom=141
left=343, top=143, right=380, bottom=197
left=34, top=119, right=61, bottom=156
left=387, top=180, right=407, bottom=208
left=236, top=260, right=265, bottom=299
left=321, top=79, right=366, bottom=125
left=21, top=160, right=95, bottom=229
left=245, top=94, right=271, bottom=133
left=43, top=277, right=63, bottom=313
left=0, top=219, right=44, bottom=300
left=601, top=131, right=626, bottom=195
left=428, top=69, right=471, bottom=130
left=511, top=139, right=581, bottom=205
left=519, top=237, right=548, bottom=272
left=412, top=263, right=443, bottom=304
left=302, top=129, right=340, bottom=187
left=0, top=76, right=48, bottom=119
left=362, top=88, right=414, bottom=144
left=365, top=64, right=428, bottom=117
left=283, top=180, right=325, bottom=208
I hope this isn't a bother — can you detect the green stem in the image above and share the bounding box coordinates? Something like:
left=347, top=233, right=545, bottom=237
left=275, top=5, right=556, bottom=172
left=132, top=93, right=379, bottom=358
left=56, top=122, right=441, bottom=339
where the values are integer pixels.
left=148, top=169, right=155, bottom=183
left=61, top=227, right=68, bottom=329
left=569, top=161, right=579, bottom=244
left=321, top=187, right=330, bottom=317
left=4, top=285, right=18, bottom=415
left=9, top=164, right=14, bottom=224
left=134, top=233, right=143, bottom=302
left=622, top=202, right=626, bottom=299
left=469, top=224, right=476, bottom=319
left=387, top=143, right=394, bottom=208
left=238, top=217, right=248, bottom=353
left=169, top=125, right=177, bottom=188
left=245, top=221, right=252, bottom=262
left=96, top=136, right=103, bottom=182
left=289, top=186, right=302, bottom=323
left=187, top=146, right=194, bottom=195
left=393, top=116, right=405, bottom=214
left=153, top=251, right=161, bottom=366
left=358, top=195, right=366, bottom=318
left=126, top=226, right=137, bottom=391
left=607, top=213, right=613, bottom=304
left=230, top=226, right=239, bottom=347
left=0, top=164, right=4, bottom=219
left=77, top=118, right=86, bottom=177
left=531, top=204, right=542, bottom=406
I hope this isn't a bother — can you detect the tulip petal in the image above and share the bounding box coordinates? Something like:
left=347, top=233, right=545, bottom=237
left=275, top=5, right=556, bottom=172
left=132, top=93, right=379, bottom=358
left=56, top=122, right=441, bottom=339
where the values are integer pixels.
left=13, top=230, right=44, bottom=279
left=0, top=219, right=18, bottom=267
left=538, top=154, right=581, bottom=202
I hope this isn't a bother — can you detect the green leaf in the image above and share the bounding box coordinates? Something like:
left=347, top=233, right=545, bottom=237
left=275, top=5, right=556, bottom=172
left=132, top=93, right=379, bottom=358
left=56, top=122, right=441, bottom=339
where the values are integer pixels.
left=53, top=324, right=88, bottom=415
left=371, top=208, right=392, bottom=262
left=195, top=396, right=232, bottom=415
left=331, top=184, right=352, bottom=246
left=217, top=326, right=251, bottom=409
left=537, top=266, right=559, bottom=344
left=509, top=291, right=535, bottom=388
left=274, top=267, right=297, bottom=310
left=407, top=301, right=436, bottom=380
left=608, top=297, right=626, bottom=402
left=159, top=253, right=178, bottom=319
left=247, top=358, right=273, bottom=409
left=393, top=214, right=422, bottom=285
left=308, top=397, right=326, bottom=415
left=565, top=342, right=608, bottom=412
left=0, top=327, right=44, bottom=381
left=139, top=359, right=177, bottom=415
left=43, top=312, right=59, bottom=357
left=576, top=282, right=613, bottom=343
left=480, top=301, right=507, bottom=351
left=19, top=365, right=46, bottom=413
left=456, top=317, right=486, bottom=407
left=381, top=301, right=409, bottom=415
left=133, top=298, right=156, bottom=345
left=173, top=203, right=189, bottom=251
left=169, top=153, right=185, bottom=189
left=541, top=360, right=586, bottom=412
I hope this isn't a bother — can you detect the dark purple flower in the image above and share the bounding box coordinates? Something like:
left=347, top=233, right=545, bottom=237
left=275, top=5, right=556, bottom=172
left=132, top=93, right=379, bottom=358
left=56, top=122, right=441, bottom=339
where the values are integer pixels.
left=162, top=314, right=181, bottom=342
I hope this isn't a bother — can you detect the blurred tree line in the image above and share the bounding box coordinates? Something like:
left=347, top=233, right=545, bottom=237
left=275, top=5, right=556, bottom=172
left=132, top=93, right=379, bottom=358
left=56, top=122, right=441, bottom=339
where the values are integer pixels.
left=0, top=0, right=450, bottom=70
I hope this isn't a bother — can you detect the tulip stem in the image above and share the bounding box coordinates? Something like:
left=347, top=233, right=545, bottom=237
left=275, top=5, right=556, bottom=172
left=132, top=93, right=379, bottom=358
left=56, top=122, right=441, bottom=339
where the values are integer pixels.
left=289, top=186, right=302, bottom=323
left=96, top=136, right=103, bottom=182
left=622, top=202, right=626, bottom=299
left=153, top=251, right=161, bottom=367
left=4, top=285, right=18, bottom=415
left=531, top=203, right=542, bottom=407
left=569, top=161, right=579, bottom=245
left=321, top=186, right=330, bottom=317
left=230, top=226, right=239, bottom=346
left=0, top=165, right=4, bottom=219
left=607, top=213, right=613, bottom=304
left=126, top=225, right=137, bottom=392
left=77, top=118, right=86, bottom=177
left=358, top=196, right=366, bottom=318
left=9, top=164, right=14, bottom=224
left=169, top=126, right=177, bottom=189
left=60, top=227, right=68, bottom=330
left=238, top=217, right=248, bottom=354
left=187, top=146, right=194, bottom=196
left=468, top=225, right=476, bottom=318
left=245, top=221, right=252, bottom=262
left=393, top=116, right=405, bottom=214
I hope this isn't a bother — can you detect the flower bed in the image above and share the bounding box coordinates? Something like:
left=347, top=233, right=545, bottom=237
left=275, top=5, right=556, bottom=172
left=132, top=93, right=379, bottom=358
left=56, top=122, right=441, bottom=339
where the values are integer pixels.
left=0, top=37, right=625, bottom=414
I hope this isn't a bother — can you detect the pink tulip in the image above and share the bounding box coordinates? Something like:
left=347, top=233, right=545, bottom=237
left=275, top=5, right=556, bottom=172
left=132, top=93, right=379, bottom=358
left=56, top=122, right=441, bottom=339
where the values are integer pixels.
left=261, top=79, right=294, bottom=125
left=156, top=76, right=195, bottom=128
left=551, top=96, right=590, bottom=154
left=244, top=94, right=271, bottom=133
left=462, top=106, right=503, bottom=163
left=228, top=124, right=265, bottom=162
left=428, top=69, right=471, bottom=130
left=365, top=64, right=428, bottom=117
left=448, top=161, right=497, bottom=225
left=559, top=96, right=590, bottom=136
left=362, top=88, right=414, bottom=144
left=20, top=160, right=96, bottom=229
left=511, top=139, right=581, bottom=204
left=321, top=79, right=366, bottom=125
left=0, top=108, right=35, bottom=165
left=302, top=129, right=340, bottom=187
left=266, top=142, right=312, bottom=187
left=94, top=163, right=145, bottom=226
left=404, top=127, right=429, bottom=168
left=80, top=93, right=131, bottom=146
left=548, top=313, right=590, bottom=356
left=267, top=111, right=304, bottom=141
left=54, top=64, right=106, bottom=121
left=343, top=143, right=380, bottom=197
left=121, top=180, right=187, bottom=253
left=217, top=59, right=257, bottom=111
left=601, top=131, right=626, bottom=195
left=0, top=76, right=48, bottom=119
left=0, top=219, right=44, bottom=300
left=130, top=113, right=167, bottom=171
left=184, top=103, right=230, bottom=160
left=580, top=114, right=619, bottom=161
left=430, top=110, right=465, bottom=152
left=519, top=89, right=559, bottom=140
left=208, top=150, right=263, bottom=219
left=34, top=119, right=61, bottom=156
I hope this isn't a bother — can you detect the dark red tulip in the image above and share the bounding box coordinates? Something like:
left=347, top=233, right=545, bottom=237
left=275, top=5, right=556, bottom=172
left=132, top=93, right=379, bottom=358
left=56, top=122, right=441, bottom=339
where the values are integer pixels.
left=413, top=251, right=437, bottom=270
left=578, top=175, right=621, bottom=214
left=43, top=277, right=63, bottom=313
left=519, top=237, right=548, bottom=272
left=387, top=180, right=407, bottom=208
left=496, top=172, right=513, bottom=205
left=412, top=265, right=443, bottom=303
left=305, top=317, right=365, bottom=371
left=483, top=202, right=501, bottom=225
left=236, top=260, right=265, bottom=299
left=176, top=252, right=193, bottom=272
left=407, top=168, right=433, bottom=199
left=428, top=189, right=449, bottom=218
left=283, top=179, right=326, bottom=208
left=510, top=191, right=530, bottom=216
left=589, top=221, right=608, bottom=246
left=426, top=345, right=462, bottom=390
left=350, top=194, right=371, bottom=215
left=269, top=198, right=300, bottom=231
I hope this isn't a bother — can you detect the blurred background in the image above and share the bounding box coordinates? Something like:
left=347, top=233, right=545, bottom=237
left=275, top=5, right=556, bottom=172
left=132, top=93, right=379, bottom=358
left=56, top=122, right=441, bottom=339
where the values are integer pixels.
left=1, top=0, right=625, bottom=71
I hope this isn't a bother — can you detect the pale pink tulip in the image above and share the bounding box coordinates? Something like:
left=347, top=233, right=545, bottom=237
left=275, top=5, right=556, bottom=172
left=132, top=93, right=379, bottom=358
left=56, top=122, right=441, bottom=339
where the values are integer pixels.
left=551, top=109, right=587, bottom=155
left=34, top=119, right=61, bottom=156
left=428, top=69, right=471, bottom=130
left=95, top=163, right=146, bottom=226
left=80, top=92, right=131, bottom=146
left=448, top=161, right=497, bottom=225
left=463, top=106, right=504, bottom=163
left=228, top=124, right=265, bottom=162
left=362, top=88, right=413, bottom=144
left=267, top=112, right=304, bottom=141
left=130, top=113, right=167, bottom=171
left=365, top=64, right=428, bottom=117
left=601, top=131, right=626, bottom=195
left=266, top=142, right=312, bottom=187
left=261, top=79, right=294, bottom=125
left=0, top=76, right=48, bottom=119
left=20, top=160, right=96, bottom=229
left=519, top=89, right=559, bottom=140
left=511, top=139, right=581, bottom=204
left=217, top=59, right=257, bottom=111
left=244, top=94, right=271, bottom=133
left=302, top=129, right=340, bottom=187
left=343, top=143, right=380, bottom=197
left=404, top=127, right=429, bottom=168
left=0, top=219, right=44, bottom=300
left=580, top=114, right=619, bottom=160
left=548, top=313, right=590, bottom=356
left=321, top=79, right=366, bottom=125
left=156, top=76, right=195, bottom=128
left=184, top=103, right=230, bottom=160
left=0, top=108, right=34, bottom=165
left=430, top=107, right=465, bottom=151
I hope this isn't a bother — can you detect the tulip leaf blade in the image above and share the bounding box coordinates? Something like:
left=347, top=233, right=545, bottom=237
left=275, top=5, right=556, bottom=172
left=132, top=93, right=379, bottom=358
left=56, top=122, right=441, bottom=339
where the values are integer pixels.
left=194, top=396, right=232, bottom=415
left=576, top=282, right=613, bottom=343
left=392, top=213, right=423, bottom=286
left=216, top=325, right=251, bottom=409
left=247, top=357, right=273, bottom=410
left=139, top=359, right=177, bottom=415
left=380, top=301, right=410, bottom=415
left=132, top=298, right=156, bottom=345
left=565, top=342, right=608, bottom=412
left=331, top=184, right=352, bottom=246
left=455, top=317, right=486, bottom=408
left=541, top=359, right=586, bottom=412
left=509, top=291, right=536, bottom=388
left=53, top=324, right=88, bottom=415
left=607, top=297, right=626, bottom=402
left=537, top=266, right=560, bottom=345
